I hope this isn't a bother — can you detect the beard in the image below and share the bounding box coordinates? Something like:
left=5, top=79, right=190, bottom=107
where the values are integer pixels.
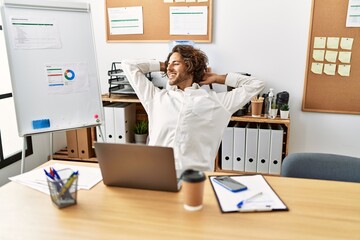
left=167, top=71, right=192, bottom=86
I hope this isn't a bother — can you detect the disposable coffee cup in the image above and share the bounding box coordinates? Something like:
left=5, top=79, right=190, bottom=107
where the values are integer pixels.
left=181, top=169, right=206, bottom=211
left=251, top=101, right=263, bottom=117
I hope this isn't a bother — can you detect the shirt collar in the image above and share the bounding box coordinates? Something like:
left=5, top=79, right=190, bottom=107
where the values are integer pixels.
left=166, top=82, right=200, bottom=91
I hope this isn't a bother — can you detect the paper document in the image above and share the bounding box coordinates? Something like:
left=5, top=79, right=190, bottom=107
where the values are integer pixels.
left=170, top=6, right=207, bottom=35
left=346, top=0, right=360, bottom=27
left=9, top=163, right=102, bottom=195
left=210, top=175, right=288, bottom=213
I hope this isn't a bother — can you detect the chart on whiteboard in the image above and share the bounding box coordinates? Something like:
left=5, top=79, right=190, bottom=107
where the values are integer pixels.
left=44, top=62, right=90, bottom=94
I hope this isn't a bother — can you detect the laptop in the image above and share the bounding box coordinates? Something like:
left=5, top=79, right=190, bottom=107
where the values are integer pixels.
left=94, top=142, right=182, bottom=192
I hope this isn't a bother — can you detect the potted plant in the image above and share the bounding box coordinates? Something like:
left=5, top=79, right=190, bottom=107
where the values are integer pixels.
left=269, top=102, right=278, bottom=119
left=133, top=120, right=148, bottom=144
left=280, top=103, right=290, bottom=119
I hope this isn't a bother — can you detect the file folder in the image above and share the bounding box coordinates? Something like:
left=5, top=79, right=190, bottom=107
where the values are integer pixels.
left=96, top=124, right=106, bottom=143
left=66, top=130, right=79, bottom=158
left=245, top=123, right=258, bottom=172
left=103, top=103, right=117, bottom=143
left=257, top=123, right=271, bottom=174
left=221, top=123, right=234, bottom=170
left=233, top=122, right=246, bottom=171
left=113, top=103, right=136, bottom=143
left=269, top=124, right=284, bottom=175
left=76, top=127, right=95, bottom=159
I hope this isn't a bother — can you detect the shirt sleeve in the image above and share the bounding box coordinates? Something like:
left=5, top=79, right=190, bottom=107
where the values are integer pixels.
left=217, top=72, right=265, bottom=114
left=121, top=59, right=161, bottom=112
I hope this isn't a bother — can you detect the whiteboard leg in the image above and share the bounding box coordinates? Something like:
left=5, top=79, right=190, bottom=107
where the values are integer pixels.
left=49, top=132, right=53, bottom=160
left=21, top=137, right=26, bottom=174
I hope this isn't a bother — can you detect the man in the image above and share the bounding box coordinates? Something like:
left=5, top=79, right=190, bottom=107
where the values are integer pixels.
left=122, top=45, right=264, bottom=171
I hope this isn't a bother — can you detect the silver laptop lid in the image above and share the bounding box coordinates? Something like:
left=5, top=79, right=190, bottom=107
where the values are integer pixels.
left=94, top=142, right=180, bottom=192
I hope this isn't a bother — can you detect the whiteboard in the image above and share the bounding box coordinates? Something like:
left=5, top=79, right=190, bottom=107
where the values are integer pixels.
left=1, top=0, right=103, bottom=136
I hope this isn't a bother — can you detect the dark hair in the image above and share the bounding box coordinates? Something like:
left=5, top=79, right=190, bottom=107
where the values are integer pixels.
left=164, top=45, right=208, bottom=83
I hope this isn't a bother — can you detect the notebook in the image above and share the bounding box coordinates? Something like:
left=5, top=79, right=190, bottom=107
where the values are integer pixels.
left=94, top=142, right=182, bottom=192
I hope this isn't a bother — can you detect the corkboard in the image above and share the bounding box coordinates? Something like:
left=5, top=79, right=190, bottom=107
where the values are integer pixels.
left=105, top=0, right=212, bottom=42
left=302, top=0, right=360, bottom=114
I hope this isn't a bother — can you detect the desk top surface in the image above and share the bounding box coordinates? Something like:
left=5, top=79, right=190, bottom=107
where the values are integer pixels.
left=1, top=160, right=359, bottom=240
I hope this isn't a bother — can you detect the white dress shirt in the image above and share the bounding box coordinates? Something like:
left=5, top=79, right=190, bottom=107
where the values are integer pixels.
left=122, top=59, right=264, bottom=171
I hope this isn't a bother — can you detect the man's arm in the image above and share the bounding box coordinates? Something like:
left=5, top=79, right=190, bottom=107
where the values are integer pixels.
left=199, top=72, right=227, bottom=86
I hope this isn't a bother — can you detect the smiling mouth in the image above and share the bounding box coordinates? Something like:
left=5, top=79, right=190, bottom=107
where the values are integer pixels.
left=168, top=72, right=176, bottom=78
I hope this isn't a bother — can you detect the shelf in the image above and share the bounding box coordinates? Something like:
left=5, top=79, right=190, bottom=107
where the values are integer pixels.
left=231, top=115, right=290, bottom=126
left=51, top=148, right=97, bottom=163
left=102, top=93, right=140, bottom=103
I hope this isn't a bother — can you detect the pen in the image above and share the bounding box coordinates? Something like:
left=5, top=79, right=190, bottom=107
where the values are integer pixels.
left=237, top=192, right=263, bottom=208
left=238, top=205, right=273, bottom=212
left=44, top=169, right=54, bottom=180
left=51, top=167, right=61, bottom=181
left=59, top=171, right=79, bottom=198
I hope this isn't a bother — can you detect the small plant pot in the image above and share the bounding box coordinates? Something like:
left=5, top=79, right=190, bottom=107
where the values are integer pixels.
left=269, top=108, right=277, bottom=119
left=134, top=134, right=148, bottom=144
left=280, top=110, right=289, bottom=119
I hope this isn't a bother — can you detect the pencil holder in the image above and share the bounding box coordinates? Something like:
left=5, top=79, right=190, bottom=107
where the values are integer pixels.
left=47, top=168, right=78, bottom=208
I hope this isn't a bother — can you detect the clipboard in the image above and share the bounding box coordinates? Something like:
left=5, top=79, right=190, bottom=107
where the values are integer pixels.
left=209, top=175, right=289, bottom=213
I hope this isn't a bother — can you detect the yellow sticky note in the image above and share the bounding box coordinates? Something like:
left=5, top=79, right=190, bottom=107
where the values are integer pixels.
left=340, top=38, right=354, bottom=50
left=325, top=50, right=338, bottom=63
left=338, top=51, right=352, bottom=63
left=314, top=37, right=326, bottom=48
left=175, top=0, right=185, bottom=2
left=313, top=50, right=325, bottom=61
left=327, top=37, right=340, bottom=49
left=186, top=0, right=196, bottom=2
left=324, top=64, right=336, bottom=76
left=338, top=65, right=351, bottom=77
left=311, top=62, right=323, bottom=74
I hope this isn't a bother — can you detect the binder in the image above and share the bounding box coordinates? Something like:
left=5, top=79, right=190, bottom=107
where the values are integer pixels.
left=245, top=123, right=258, bottom=172
left=233, top=122, right=246, bottom=171
left=76, top=127, right=94, bottom=159
left=221, top=123, right=234, bottom=170
left=257, top=123, right=271, bottom=173
left=66, top=130, right=79, bottom=158
left=103, top=103, right=117, bottom=143
left=269, top=124, right=284, bottom=175
left=113, top=103, right=136, bottom=143
left=96, top=124, right=106, bottom=142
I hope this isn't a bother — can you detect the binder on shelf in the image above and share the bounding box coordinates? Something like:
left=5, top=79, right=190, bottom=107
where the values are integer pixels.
left=96, top=124, right=106, bottom=143
left=113, top=103, right=136, bottom=143
left=257, top=123, right=271, bottom=174
left=245, top=123, right=258, bottom=172
left=66, top=130, right=79, bottom=158
left=77, top=127, right=95, bottom=159
left=103, top=103, right=117, bottom=143
left=269, top=124, right=284, bottom=175
left=221, top=122, right=234, bottom=170
left=233, top=122, right=246, bottom=171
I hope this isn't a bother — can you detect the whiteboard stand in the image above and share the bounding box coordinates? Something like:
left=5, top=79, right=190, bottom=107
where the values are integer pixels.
left=20, top=132, right=54, bottom=174
left=20, top=136, right=26, bottom=174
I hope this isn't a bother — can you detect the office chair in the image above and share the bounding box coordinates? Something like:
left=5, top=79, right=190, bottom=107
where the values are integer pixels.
left=281, top=153, right=360, bottom=183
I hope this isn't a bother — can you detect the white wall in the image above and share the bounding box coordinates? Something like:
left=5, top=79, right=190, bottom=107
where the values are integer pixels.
left=1, top=0, right=360, bottom=185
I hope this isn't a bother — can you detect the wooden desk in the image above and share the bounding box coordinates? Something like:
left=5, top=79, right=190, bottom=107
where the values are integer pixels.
left=1, top=161, right=359, bottom=240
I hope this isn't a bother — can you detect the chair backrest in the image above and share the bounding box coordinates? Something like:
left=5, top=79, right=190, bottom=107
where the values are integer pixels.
left=281, top=153, right=360, bottom=183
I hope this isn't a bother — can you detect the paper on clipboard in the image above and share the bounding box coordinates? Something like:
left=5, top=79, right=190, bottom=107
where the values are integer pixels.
left=209, top=175, right=288, bottom=213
